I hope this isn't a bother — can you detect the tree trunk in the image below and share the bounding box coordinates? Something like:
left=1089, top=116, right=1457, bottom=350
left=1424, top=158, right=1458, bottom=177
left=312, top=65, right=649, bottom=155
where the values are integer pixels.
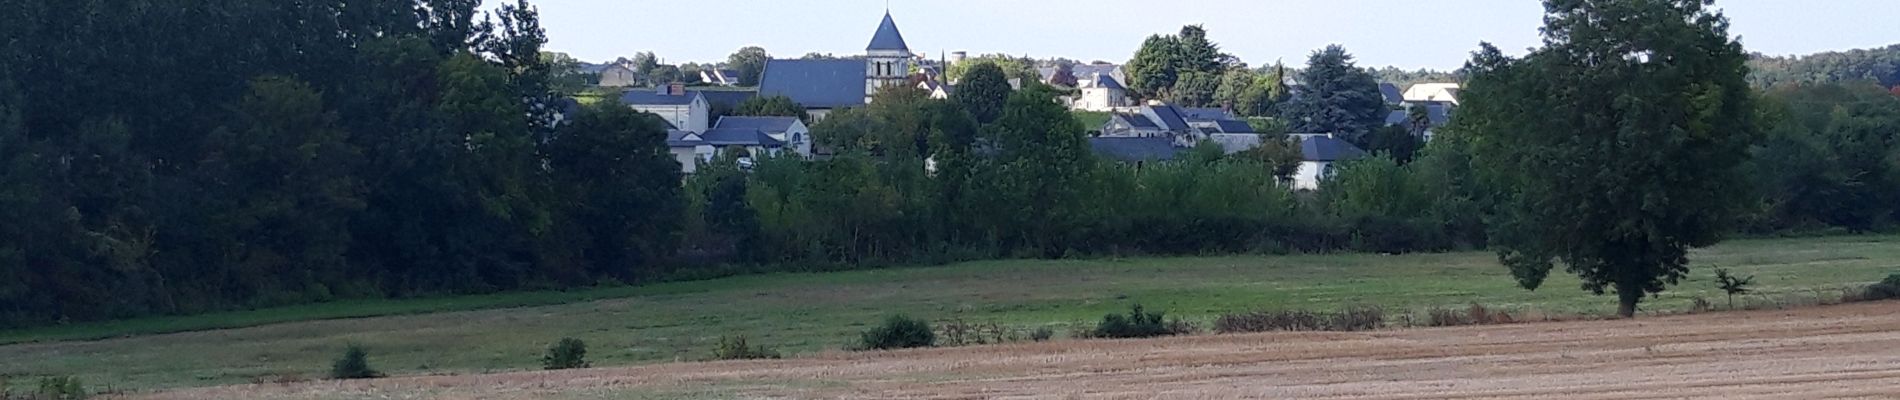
left=1618, top=289, right=1641, bottom=318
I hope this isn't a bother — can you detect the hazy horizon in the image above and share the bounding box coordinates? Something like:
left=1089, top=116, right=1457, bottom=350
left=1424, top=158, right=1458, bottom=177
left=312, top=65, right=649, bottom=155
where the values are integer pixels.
left=501, top=1, right=1893, bottom=69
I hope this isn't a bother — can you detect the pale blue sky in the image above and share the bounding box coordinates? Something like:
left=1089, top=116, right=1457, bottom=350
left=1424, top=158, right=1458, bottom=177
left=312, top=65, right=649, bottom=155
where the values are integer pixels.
left=496, top=0, right=1898, bottom=70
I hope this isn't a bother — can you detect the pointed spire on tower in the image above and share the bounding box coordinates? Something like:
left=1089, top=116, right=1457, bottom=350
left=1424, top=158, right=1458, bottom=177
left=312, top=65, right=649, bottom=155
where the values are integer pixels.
left=866, top=11, right=910, bottom=52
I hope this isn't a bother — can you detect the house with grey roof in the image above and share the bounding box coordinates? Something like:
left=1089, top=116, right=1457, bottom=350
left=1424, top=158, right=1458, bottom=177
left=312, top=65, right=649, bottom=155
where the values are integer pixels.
left=1385, top=100, right=1455, bottom=141
left=599, top=63, right=639, bottom=87
left=1287, top=133, right=1369, bottom=190
left=1403, top=83, right=1462, bottom=105
left=622, top=84, right=710, bottom=133
left=715, top=116, right=811, bottom=157
left=1379, top=83, right=1405, bottom=106
left=667, top=128, right=792, bottom=174
left=700, top=69, right=741, bottom=86
left=1071, top=73, right=1128, bottom=111
left=1040, top=63, right=1126, bottom=87
left=759, top=12, right=919, bottom=120
left=1100, top=103, right=1257, bottom=147
left=1102, top=112, right=1169, bottom=138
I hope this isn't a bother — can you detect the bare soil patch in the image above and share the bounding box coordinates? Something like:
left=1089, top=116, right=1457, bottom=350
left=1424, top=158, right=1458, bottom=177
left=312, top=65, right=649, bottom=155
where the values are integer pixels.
left=139, top=302, right=1900, bottom=399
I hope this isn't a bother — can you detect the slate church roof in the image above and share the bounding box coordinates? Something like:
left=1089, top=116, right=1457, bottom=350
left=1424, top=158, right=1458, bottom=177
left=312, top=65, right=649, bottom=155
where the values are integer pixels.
left=758, top=59, right=867, bottom=109
left=867, top=12, right=910, bottom=51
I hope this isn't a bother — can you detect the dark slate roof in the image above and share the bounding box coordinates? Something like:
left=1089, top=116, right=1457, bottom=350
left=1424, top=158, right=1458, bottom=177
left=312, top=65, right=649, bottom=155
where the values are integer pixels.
left=1212, top=119, right=1256, bottom=133
left=699, top=128, right=785, bottom=146
left=1385, top=110, right=1410, bottom=126
left=715, top=116, right=800, bottom=133
left=1087, top=73, right=1126, bottom=91
left=693, top=90, right=757, bottom=108
left=1146, top=105, right=1190, bottom=131
left=1179, top=107, right=1235, bottom=121
left=1379, top=83, right=1405, bottom=105
left=1300, top=135, right=1369, bottom=162
left=759, top=59, right=867, bottom=109
left=1385, top=104, right=1454, bottom=127
left=866, top=12, right=910, bottom=51
left=1089, top=137, right=1180, bottom=162
left=1043, top=64, right=1124, bottom=82
left=1111, top=113, right=1160, bottom=130
left=621, top=90, right=700, bottom=106
left=666, top=130, right=701, bottom=147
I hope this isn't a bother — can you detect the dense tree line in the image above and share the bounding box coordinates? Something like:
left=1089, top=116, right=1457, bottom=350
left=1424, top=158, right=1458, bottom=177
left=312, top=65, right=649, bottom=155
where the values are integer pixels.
left=1748, top=45, right=1900, bottom=89
left=0, top=0, right=682, bottom=327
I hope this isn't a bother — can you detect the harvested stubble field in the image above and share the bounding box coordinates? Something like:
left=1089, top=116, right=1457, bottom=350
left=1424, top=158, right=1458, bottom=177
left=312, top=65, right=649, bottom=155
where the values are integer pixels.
left=143, top=302, right=1900, bottom=399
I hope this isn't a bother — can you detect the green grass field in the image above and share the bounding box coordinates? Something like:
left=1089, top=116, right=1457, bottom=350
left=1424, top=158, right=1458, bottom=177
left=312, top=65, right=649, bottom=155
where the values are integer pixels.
left=1, top=235, right=1895, bottom=392
left=1073, top=111, right=1113, bottom=131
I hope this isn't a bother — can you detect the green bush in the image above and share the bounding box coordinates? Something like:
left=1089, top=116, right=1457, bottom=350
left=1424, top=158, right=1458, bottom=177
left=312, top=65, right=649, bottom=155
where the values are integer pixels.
left=858, top=315, right=935, bottom=350
left=711, top=335, right=781, bottom=360
left=1213, top=306, right=1387, bottom=333
left=542, top=338, right=590, bottom=370
left=1863, top=274, right=1900, bottom=301
left=1090, top=304, right=1188, bottom=339
left=34, top=376, right=85, bottom=400
left=1030, top=327, right=1055, bottom=342
left=329, top=345, right=382, bottom=380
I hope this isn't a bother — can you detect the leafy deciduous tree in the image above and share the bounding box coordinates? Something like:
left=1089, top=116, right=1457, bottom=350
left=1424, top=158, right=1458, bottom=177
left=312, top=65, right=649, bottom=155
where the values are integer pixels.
left=727, top=46, right=771, bottom=86
left=1461, top=0, right=1759, bottom=318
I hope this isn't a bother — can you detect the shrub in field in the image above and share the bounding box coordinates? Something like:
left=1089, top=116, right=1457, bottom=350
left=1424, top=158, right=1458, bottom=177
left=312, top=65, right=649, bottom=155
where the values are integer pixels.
left=1714, top=268, right=1755, bottom=309
left=1214, top=306, right=1385, bottom=333
left=1422, top=303, right=1513, bottom=327
left=712, top=336, right=781, bottom=360
left=1330, top=305, right=1386, bottom=331
left=542, top=338, right=590, bottom=370
left=1091, top=304, right=1190, bottom=339
left=35, top=376, right=85, bottom=400
left=938, top=319, right=1021, bottom=346
left=1030, top=327, right=1055, bottom=342
left=1215, top=310, right=1322, bottom=333
left=859, top=315, right=935, bottom=350
left=329, top=345, right=382, bottom=380
left=1862, top=274, right=1900, bottom=301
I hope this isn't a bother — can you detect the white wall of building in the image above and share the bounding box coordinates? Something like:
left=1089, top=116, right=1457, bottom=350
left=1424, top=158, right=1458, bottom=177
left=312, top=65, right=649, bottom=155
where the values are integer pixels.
left=630, top=97, right=709, bottom=133
left=1293, top=161, right=1333, bottom=191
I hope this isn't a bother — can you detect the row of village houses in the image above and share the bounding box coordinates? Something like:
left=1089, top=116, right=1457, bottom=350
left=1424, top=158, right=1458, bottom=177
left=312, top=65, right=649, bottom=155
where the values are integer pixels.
left=601, top=12, right=1462, bottom=190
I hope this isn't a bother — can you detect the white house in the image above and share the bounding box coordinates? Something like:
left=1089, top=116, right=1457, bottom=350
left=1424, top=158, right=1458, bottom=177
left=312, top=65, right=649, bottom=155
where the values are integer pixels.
left=598, top=64, right=638, bottom=87
left=1403, top=83, right=1462, bottom=105
left=1040, top=63, right=1127, bottom=87
left=1287, top=133, right=1369, bottom=190
left=667, top=128, right=792, bottom=174
left=1071, top=72, right=1128, bottom=111
left=700, top=69, right=741, bottom=86
left=918, top=79, right=951, bottom=100
left=667, top=131, right=717, bottom=174
left=621, top=84, right=709, bottom=133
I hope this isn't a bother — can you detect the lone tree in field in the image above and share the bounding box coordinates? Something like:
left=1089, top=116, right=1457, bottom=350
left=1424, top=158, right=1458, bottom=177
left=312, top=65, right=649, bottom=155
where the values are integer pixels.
left=1458, top=0, right=1758, bottom=318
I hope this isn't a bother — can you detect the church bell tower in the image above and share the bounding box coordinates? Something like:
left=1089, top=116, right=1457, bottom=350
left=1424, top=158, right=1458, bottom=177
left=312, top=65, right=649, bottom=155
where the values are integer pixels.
left=864, top=12, right=912, bottom=103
